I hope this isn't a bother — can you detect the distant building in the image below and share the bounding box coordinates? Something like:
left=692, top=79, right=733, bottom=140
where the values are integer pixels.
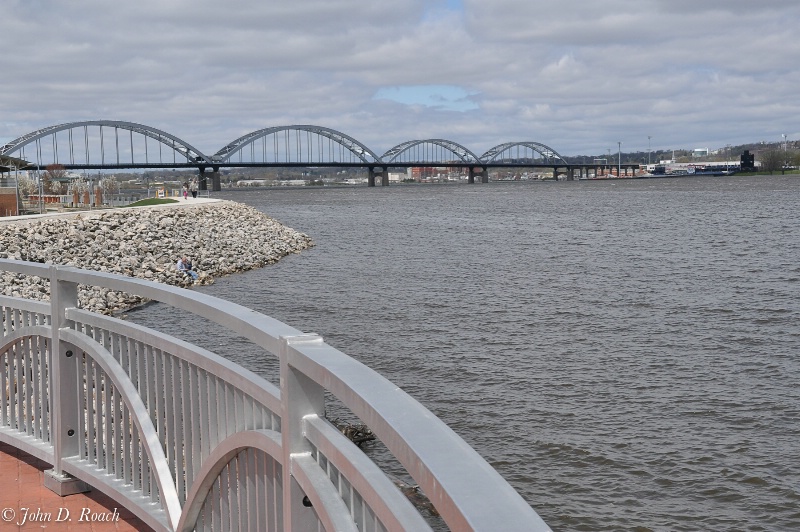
left=740, top=150, right=755, bottom=171
left=692, top=148, right=709, bottom=158
left=0, top=154, right=28, bottom=216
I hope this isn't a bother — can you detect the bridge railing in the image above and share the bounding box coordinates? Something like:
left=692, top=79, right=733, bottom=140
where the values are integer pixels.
left=0, top=259, right=551, bottom=532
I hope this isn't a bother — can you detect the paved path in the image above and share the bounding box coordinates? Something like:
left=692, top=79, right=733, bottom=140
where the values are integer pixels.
left=0, top=196, right=222, bottom=225
left=0, top=442, right=152, bottom=531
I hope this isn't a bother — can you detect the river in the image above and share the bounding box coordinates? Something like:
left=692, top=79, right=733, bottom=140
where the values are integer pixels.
left=127, top=174, right=800, bottom=531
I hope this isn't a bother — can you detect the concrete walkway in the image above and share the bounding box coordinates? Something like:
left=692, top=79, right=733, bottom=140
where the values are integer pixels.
left=0, top=196, right=222, bottom=225
left=0, top=442, right=152, bottom=531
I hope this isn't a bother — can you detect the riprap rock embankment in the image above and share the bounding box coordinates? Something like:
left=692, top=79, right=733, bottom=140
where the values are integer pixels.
left=0, top=201, right=313, bottom=313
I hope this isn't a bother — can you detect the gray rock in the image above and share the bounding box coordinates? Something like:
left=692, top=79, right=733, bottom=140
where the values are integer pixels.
left=0, top=201, right=313, bottom=315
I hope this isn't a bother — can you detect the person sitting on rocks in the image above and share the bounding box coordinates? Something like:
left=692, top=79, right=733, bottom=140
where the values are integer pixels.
left=177, top=256, right=199, bottom=281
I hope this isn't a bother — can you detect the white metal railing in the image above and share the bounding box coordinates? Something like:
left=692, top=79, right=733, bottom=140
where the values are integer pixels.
left=0, top=259, right=551, bottom=532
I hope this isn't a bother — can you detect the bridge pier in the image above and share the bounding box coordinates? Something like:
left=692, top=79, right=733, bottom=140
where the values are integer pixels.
left=368, top=167, right=388, bottom=187
left=469, top=167, right=487, bottom=184
left=197, top=167, right=221, bottom=191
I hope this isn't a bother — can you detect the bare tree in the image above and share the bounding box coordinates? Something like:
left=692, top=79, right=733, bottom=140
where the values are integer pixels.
left=100, top=175, right=120, bottom=195
left=16, top=175, right=38, bottom=197
left=792, top=150, right=800, bottom=170
left=43, top=164, right=67, bottom=193
left=760, top=149, right=783, bottom=175
left=69, top=176, right=89, bottom=195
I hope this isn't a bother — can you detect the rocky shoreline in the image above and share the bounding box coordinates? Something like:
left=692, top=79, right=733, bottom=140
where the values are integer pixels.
left=0, top=201, right=313, bottom=314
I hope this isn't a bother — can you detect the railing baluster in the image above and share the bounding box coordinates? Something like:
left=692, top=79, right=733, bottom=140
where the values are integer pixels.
left=84, top=357, right=94, bottom=463
left=211, top=475, right=221, bottom=531
left=198, top=369, right=209, bottom=459
left=246, top=451, right=256, bottom=530
left=123, top=400, right=131, bottom=483
left=226, top=382, right=235, bottom=437
left=172, top=358, right=187, bottom=501
left=33, top=335, right=42, bottom=439
left=183, top=361, right=193, bottom=493
left=127, top=337, right=135, bottom=380
left=220, top=461, right=231, bottom=530
left=0, top=351, right=7, bottom=426
left=43, top=342, right=50, bottom=443
left=163, top=353, right=175, bottom=479
left=77, top=353, right=86, bottom=459
left=22, top=334, right=31, bottom=435
left=135, top=341, right=144, bottom=405
left=104, top=372, right=112, bottom=472
left=188, top=364, right=200, bottom=486
left=132, top=425, right=141, bottom=491
left=14, top=343, right=21, bottom=430
left=94, top=361, right=102, bottom=466
left=144, top=345, right=155, bottom=430
left=208, top=375, right=218, bottom=448
left=202, top=487, right=213, bottom=531
left=113, top=384, right=122, bottom=477
left=155, top=348, right=165, bottom=461
left=257, top=449, right=267, bottom=532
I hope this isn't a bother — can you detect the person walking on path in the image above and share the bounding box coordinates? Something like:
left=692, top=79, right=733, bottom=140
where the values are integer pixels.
left=190, top=179, right=198, bottom=199
left=183, top=182, right=189, bottom=200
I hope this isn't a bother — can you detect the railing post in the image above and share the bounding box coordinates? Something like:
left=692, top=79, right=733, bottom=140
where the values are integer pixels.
left=44, top=265, right=89, bottom=495
left=280, top=334, right=326, bottom=531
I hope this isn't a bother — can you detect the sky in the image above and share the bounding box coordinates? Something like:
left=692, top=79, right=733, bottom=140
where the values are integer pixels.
left=2, top=0, right=799, bottom=158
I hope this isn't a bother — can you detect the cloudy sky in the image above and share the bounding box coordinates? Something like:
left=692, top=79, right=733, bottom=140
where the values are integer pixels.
left=2, top=0, right=798, bottom=158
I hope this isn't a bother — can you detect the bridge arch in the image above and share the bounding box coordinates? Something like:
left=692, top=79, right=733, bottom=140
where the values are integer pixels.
left=381, top=139, right=482, bottom=165
left=480, top=142, right=568, bottom=165
left=0, top=120, right=211, bottom=167
left=212, top=125, right=382, bottom=165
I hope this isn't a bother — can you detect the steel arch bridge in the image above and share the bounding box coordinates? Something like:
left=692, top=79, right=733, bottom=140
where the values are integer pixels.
left=481, top=141, right=568, bottom=166
left=1, top=120, right=637, bottom=188
left=0, top=120, right=210, bottom=169
left=381, top=139, right=483, bottom=166
left=212, top=125, right=383, bottom=166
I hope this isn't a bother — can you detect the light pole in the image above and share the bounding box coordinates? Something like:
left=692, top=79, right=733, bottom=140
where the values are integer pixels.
left=648, top=136, right=651, bottom=166
left=782, top=134, right=787, bottom=169
left=618, top=141, right=622, bottom=177
left=726, top=144, right=731, bottom=172
left=36, top=162, right=42, bottom=214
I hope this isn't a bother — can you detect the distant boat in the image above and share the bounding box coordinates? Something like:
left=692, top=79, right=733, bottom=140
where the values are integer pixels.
left=645, top=164, right=736, bottom=178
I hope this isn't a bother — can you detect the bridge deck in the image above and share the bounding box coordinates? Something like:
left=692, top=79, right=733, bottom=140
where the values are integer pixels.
left=0, top=442, right=151, bottom=531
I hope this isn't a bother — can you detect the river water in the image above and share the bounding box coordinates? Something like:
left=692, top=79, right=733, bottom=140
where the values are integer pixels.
left=128, top=175, right=800, bottom=531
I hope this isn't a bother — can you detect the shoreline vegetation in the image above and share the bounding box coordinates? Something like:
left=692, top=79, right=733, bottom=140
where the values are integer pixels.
left=0, top=201, right=314, bottom=314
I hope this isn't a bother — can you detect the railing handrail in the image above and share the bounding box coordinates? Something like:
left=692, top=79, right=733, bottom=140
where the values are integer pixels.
left=0, top=258, right=551, bottom=531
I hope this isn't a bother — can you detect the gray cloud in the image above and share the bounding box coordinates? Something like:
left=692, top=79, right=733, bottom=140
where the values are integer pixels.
left=1, top=0, right=798, bottom=156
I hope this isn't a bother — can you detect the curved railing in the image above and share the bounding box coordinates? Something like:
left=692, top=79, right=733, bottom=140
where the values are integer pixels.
left=0, top=259, right=551, bottom=532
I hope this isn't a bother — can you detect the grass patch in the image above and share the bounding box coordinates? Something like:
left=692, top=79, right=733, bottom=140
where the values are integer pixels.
left=125, top=198, right=179, bottom=207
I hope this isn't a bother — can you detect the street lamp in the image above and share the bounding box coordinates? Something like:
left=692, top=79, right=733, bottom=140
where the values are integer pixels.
left=618, top=141, right=622, bottom=177
left=726, top=144, right=731, bottom=172
left=648, top=135, right=651, bottom=166
left=36, top=161, right=42, bottom=214
left=782, top=134, right=787, bottom=169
